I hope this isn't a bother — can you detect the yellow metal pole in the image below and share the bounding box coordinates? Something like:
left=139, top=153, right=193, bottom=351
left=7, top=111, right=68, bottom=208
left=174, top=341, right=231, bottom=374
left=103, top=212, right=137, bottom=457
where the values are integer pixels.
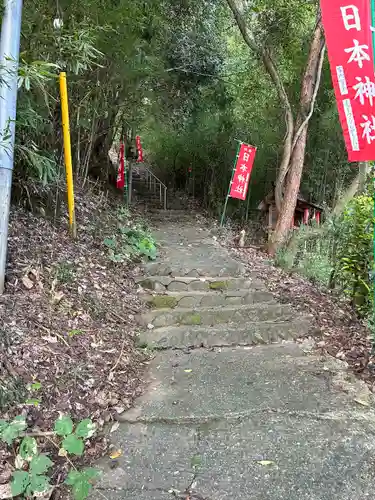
left=59, top=72, right=77, bottom=238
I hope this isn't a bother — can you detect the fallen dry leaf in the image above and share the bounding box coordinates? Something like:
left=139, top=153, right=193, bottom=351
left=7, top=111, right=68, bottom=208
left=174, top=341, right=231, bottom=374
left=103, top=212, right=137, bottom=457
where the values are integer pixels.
left=109, top=449, right=122, bottom=459
left=110, top=422, right=120, bottom=433
left=22, top=275, right=34, bottom=289
left=52, top=291, right=64, bottom=305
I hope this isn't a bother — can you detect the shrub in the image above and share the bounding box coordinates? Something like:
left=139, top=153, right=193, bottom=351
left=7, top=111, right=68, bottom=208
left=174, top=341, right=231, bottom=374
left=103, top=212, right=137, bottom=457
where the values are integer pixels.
left=334, top=194, right=374, bottom=316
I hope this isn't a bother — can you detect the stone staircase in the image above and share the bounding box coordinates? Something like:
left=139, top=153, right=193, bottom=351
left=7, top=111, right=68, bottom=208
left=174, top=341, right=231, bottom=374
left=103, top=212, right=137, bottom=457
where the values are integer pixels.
left=131, top=165, right=167, bottom=210
left=92, top=211, right=375, bottom=500
left=135, top=215, right=311, bottom=350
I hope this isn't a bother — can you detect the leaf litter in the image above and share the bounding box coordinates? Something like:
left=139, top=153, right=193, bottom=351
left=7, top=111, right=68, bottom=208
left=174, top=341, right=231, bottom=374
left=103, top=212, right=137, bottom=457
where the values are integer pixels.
left=0, top=181, right=149, bottom=493
left=230, top=244, right=375, bottom=388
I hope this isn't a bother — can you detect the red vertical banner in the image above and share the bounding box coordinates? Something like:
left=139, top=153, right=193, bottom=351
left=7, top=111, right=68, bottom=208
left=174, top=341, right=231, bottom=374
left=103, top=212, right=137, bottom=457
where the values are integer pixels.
left=320, top=0, right=375, bottom=161
left=117, top=141, right=125, bottom=189
left=229, top=143, right=256, bottom=201
left=135, top=135, right=143, bottom=163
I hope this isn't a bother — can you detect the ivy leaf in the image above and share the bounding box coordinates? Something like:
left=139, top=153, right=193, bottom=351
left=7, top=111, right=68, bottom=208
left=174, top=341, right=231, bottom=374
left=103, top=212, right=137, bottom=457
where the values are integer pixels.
left=71, top=479, right=90, bottom=500
left=65, top=469, right=100, bottom=500
left=27, top=473, right=50, bottom=494
left=75, top=419, right=96, bottom=439
left=19, top=436, right=38, bottom=461
left=62, top=434, right=84, bottom=456
left=81, top=467, right=100, bottom=481
left=11, top=470, right=29, bottom=496
left=2, top=416, right=27, bottom=445
left=54, top=415, right=74, bottom=436
left=30, top=454, right=53, bottom=475
left=64, top=470, right=81, bottom=486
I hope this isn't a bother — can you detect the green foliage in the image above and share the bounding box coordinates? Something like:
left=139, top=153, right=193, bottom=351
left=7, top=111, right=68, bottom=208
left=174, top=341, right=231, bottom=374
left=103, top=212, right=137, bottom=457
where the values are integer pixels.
left=0, top=415, right=27, bottom=445
left=11, top=454, right=53, bottom=497
left=334, top=194, right=374, bottom=316
left=65, top=468, right=100, bottom=500
left=54, top=415, right=74, bottom=436
left=19, top=436, right=38, bottom=461
left=1, top=414, right=100, bottom=500
left=104, top=220, right=157, bottom=263
left=11, top=0, right=353, bottom=220
left=62, top=434, right=85, bottom=456
left=274, top=188, right=374, bottom=320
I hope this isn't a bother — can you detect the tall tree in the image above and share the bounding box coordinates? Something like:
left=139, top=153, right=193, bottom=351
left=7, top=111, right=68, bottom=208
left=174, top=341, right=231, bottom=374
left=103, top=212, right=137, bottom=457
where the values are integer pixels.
left=225, top=0, right=325, bottom=254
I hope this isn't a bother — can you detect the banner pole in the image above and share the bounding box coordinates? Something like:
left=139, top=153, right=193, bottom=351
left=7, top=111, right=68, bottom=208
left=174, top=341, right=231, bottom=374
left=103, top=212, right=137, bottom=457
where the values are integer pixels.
left=123, top=137, right=128, bottom=206
left=124, top=154, right=128, bottom=206
left=220, top=141, right=241, bottom=227
left=371, top=1, right=375, bottom=341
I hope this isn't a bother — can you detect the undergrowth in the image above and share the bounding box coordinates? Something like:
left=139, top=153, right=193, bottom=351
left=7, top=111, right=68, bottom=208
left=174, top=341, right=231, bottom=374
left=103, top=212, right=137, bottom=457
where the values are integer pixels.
left=0, top=414, right=100, bottom=499
left=274, top=191, right=374, bottom=321
left=103, top=207, right=157, bottom=263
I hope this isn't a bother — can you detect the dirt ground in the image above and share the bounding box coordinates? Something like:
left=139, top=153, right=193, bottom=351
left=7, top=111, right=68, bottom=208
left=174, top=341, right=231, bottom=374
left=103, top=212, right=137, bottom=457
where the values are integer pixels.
left=0, top=182, right=148, bottom=494
left=231, top=244, right=374, bottom=385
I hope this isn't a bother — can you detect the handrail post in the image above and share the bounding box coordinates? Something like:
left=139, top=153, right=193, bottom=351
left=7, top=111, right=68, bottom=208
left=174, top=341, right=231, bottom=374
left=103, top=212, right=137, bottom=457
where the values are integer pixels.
left=164, top=187, right=167, bottom=210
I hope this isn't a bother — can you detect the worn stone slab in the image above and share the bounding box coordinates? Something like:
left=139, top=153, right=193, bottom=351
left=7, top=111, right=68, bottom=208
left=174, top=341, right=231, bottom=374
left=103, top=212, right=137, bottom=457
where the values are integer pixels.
left=91, top=342, right=375, bottom=500
left=135, top=276, right=265, bottom=292
left=91, top=411, right=375, bottom=500
left=191, top=415, right=375, bottom=500
left=137, top=303, right=295, bottom=328
left=93, top=424, right=195, bottom=495
left=141, top=223, right=247, bottom=277
left=144, top=259, right=245, bottom=278
left=143, top=290, right=275, bottom=309
left=91, top=490, right=171, bottom=500
left=120, top=344, right=361, bottom=423
left=138, top=318, right=312, bottom=349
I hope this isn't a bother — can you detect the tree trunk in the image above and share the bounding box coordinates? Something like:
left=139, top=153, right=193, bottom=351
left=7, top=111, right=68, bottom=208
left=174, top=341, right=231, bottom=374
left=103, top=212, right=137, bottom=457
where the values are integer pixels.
left=268, top=19, right=324, bottom=255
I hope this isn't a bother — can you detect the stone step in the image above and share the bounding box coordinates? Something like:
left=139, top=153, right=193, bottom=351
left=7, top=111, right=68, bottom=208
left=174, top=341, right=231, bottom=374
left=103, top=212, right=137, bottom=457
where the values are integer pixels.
left=143, top=260, right=246, bottom=277
left=148, top=209, right=199, bottom=218
left=118, top=343, right=357, bottom=422
left=143, top=289, right=274, bottom=309
left=93, top=344, right=374, bottom=500
left=135, top=275, right=266, bottom=293
left=137, top=303, right=296, bottom=328
left=138, top=317, right=313, bottom=349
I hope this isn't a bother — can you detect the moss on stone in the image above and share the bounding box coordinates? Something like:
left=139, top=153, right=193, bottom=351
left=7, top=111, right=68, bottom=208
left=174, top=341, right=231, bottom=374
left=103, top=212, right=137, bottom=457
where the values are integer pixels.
left=149, top=295, right=178, bottom=309
left=181, top=312, right=202, bottom=325
left=209, top=280, right=229, bottom=290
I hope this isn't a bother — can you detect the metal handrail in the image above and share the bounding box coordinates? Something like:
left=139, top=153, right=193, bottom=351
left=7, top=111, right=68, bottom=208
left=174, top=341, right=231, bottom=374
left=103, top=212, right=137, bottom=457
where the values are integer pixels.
left=143, top=166, right=167, bottom=210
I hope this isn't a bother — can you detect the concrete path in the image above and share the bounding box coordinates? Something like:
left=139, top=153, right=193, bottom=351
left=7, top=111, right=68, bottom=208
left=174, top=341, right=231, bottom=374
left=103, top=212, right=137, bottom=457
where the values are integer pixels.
left=92, top=212, right=375, bottom=500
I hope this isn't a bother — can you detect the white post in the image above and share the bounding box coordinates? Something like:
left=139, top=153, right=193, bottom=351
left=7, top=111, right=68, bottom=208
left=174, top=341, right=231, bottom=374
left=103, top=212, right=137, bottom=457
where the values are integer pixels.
left=0, top=0, right=23, bottom=294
